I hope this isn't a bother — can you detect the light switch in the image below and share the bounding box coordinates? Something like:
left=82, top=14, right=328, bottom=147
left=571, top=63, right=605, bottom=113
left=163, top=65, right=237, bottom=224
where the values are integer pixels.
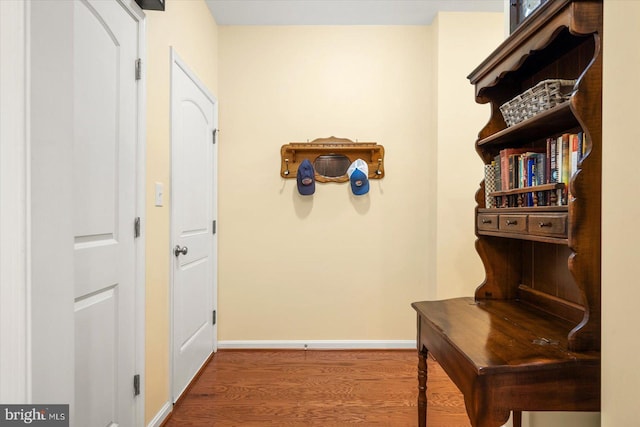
left=155, top=182, right=163, bottom=207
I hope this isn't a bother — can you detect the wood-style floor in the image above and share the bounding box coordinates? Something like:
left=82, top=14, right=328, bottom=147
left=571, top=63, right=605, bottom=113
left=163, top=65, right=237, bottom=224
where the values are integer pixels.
left=163, top=350, right=471, bottom=426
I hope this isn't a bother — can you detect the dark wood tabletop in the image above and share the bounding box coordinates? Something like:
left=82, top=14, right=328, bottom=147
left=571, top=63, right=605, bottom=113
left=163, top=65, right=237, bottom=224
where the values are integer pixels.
left=412, top=298, right=600, bottom=427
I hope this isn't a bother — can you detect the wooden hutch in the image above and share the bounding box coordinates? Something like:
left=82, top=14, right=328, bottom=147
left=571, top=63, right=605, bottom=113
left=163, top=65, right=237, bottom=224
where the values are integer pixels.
left=412, top=1, right=602, bottom=426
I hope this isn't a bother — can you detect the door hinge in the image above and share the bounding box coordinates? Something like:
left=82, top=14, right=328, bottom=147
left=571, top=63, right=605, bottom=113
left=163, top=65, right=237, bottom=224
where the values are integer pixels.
left=134, top=217, right=141, bottom=238
left=212, top=220, right=216, bottom=235
left=133, top=374, right=140, bottom=396
left=212, top=310, right=216, bottom=325
left=212, top=128, right=218, bottom=144
left=135, top=58, right=142, bottom=80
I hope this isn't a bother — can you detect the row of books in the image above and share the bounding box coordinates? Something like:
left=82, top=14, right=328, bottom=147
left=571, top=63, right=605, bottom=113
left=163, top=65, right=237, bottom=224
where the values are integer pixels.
left=485, top=132, right=585, bottom=207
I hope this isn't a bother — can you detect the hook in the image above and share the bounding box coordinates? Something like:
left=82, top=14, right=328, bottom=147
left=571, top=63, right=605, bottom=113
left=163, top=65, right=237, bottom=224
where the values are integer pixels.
left=284, top=158, right=290, bottom=176
left=376, top=159, right=383, bottom=175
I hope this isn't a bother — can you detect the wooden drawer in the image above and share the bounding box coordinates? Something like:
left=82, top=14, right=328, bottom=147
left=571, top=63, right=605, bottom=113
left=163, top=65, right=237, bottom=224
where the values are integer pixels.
left=528, top=213, right=567, bottom=238
left=499, top=214, right=527, bottom=233
left=477, top=214, right=498, bottom=231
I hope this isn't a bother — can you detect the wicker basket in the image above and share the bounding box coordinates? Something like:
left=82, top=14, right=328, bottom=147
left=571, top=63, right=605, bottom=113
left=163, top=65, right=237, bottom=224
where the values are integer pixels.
left=500, top=79, right=576, bottom=127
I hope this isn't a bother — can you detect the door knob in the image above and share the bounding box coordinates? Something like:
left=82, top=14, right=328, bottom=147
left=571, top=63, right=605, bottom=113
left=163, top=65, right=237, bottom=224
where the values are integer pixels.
left=174, top=245, right=188, bottom=256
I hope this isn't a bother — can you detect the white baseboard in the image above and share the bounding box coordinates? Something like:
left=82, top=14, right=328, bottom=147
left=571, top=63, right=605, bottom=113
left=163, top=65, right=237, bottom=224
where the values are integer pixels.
left=217, top=340, right=416, bottom=350
left=147, top=400, right=172, bottom=427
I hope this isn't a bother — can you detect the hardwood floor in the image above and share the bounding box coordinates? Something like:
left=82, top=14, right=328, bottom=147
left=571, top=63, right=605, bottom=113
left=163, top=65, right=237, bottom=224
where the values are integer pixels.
left=162, top=350, right=471, bottom=426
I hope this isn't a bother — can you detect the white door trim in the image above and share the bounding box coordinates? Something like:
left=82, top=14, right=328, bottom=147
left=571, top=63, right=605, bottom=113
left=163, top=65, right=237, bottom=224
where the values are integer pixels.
left=169, top=47, right=219, bottom=403
left=109, top=1, right=148, bottom=424
left=0, top=0, right=31, bottom=403
left=125, top=1, right=147, bottom=425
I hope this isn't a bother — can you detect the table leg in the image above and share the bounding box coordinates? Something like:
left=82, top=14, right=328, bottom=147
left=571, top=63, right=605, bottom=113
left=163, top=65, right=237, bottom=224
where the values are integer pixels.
left=418, top=348, right=428, bottom=427
left=513, top=411, right=522, bottom=427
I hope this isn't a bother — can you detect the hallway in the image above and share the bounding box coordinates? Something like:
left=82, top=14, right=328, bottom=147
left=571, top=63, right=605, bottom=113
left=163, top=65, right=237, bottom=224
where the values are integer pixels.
left=163, top=350, right=470, bottom=426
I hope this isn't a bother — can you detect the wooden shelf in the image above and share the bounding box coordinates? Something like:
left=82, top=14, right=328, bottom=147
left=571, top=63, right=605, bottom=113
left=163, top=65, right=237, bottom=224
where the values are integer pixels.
left=488, top=182, right=564, bottom=198
left=280, top=136, right=385, bottom=183
left=488, top=183, right=565, bottom=208
left=477, top=103, right=578, bottom=148
left=478, top=206, right=568, bottom=214
left=477, top=229, right=568, bottom=245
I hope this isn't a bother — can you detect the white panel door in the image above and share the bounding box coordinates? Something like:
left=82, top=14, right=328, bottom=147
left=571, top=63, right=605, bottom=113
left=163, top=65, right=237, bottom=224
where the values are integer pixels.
left=171, top=52, right=217, bottom=401
left=72, top=1, right=138, bottom=425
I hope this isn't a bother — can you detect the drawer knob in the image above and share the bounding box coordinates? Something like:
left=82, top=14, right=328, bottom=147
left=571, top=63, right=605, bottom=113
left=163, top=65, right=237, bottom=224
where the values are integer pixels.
left=505, top=220, right=518, bottom=226
left=482, top=218, right=492, bottom=224
left=538, top=222, right=552, bottom=228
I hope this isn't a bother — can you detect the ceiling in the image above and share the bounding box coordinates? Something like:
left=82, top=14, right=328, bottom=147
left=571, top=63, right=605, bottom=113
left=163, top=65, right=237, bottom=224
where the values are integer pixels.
left=205, top=0, right=505, bottom=26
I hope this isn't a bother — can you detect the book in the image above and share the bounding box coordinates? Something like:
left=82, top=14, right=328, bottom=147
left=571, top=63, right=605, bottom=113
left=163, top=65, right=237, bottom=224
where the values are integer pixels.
left=556, top=135, right=563, bottom=185
left=484, top=163, right=496, bottom=208
left=518, top=154, right=526, bottom=189
left=545, top=138, right=552, bottom=185
left=533, top=153, right=546, bottom=185
left=499, top=148, right=530, bottom=190
left=549, top=137, right=559, bottom=183
left=494, top=155, right=501, bottom=191
left=577, top=131, right=584, bottom=163
left=526, top=155, right=535, bottom=206
left=508, top=154, right=518, bottom=190
left=561, top=133, right=570, bottom=204
left=570, top=133, right=579, bottom=178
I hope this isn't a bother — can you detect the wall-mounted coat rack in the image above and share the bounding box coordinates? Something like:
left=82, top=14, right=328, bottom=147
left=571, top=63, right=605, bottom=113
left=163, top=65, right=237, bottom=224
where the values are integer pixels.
left=280, top=136, right=385, bottom=183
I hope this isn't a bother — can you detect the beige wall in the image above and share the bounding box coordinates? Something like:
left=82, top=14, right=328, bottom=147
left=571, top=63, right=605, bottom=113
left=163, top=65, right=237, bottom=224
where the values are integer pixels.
left=144, top=0, right=218, bottom=423
left=601, top=0, right=640, bottom=425
left=217, top=25, right=434, bottom=342
left=216, top=15, right=503, bottom=344
left=433, top=13, right=503, bottom=299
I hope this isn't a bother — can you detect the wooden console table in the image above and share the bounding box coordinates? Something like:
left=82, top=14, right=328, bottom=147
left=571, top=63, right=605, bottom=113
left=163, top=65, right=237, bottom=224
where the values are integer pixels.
left=412, top=298, right=600, bottom=427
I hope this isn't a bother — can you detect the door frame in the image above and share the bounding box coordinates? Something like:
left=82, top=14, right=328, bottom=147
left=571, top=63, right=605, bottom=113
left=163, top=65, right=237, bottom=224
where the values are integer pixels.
left=0, top=0, right=30, bottom=403
left=2, top=1, right=146, bottom=423
left=169, top=48, right=219, bottom=403
left=131, top=2, right=147, bottom=425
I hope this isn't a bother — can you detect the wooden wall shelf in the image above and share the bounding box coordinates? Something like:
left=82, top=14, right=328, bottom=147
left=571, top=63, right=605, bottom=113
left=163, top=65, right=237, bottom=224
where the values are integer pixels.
left=280, top=136, right=385, bottom=183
